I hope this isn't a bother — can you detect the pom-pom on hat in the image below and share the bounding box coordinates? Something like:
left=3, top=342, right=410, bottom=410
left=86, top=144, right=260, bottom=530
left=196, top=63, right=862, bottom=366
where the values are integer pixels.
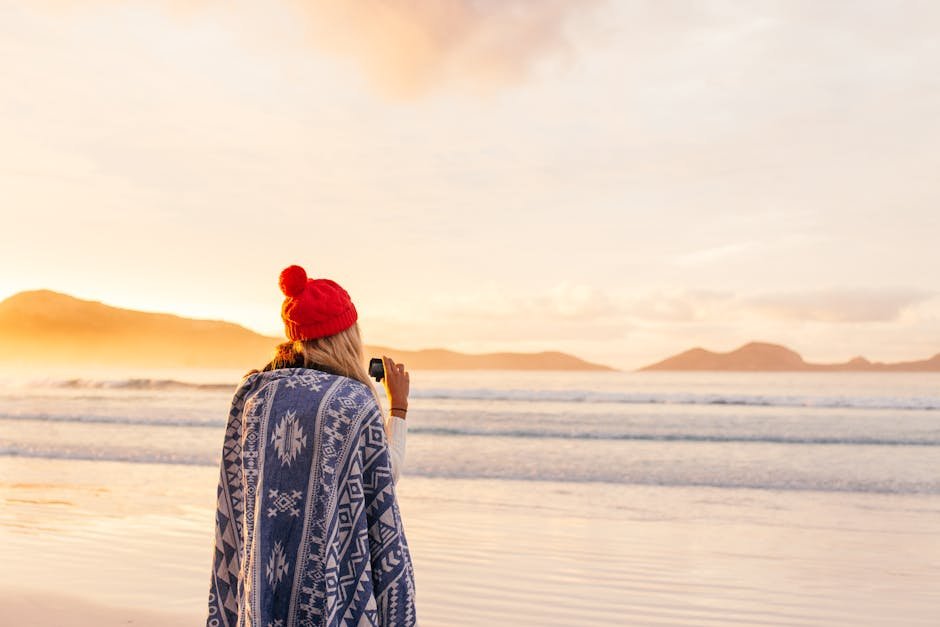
left=279, top=265, right=358, bottom=341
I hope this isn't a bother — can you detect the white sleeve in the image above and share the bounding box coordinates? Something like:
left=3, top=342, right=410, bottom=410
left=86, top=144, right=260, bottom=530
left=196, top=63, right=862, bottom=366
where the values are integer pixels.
left=384, top=415, right=407, bottom=485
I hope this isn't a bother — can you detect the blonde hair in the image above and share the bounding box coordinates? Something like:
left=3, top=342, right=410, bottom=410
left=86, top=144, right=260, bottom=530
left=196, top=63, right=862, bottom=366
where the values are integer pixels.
left=294, top=323, right=373, bottom=390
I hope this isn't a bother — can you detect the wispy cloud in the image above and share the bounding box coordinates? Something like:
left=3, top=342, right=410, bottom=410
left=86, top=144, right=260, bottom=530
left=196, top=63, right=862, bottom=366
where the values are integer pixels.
left=412, top=285, right=934, bottom=327
left=746, top=288, right=934, bottom=323
left=619, top=287, right=935, bottom=325
left=425, top=282, right=617, bottom=321
left=623, top=290, right=735, bottom=323
left=286, top=0, right=603, bottom=96
left=672, top=241, right=762, bottom=267
left=33, top=0, right=603, bottom=96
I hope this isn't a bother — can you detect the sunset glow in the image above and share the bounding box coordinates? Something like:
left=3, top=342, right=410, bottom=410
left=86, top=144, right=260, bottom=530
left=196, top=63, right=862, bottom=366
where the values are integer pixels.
left=1, top=5, right=939, bottom=626
left=1, top=1, right=937, bottom=368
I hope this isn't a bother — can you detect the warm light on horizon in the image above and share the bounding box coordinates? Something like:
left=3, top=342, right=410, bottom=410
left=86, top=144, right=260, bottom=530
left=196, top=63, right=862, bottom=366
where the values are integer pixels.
left=0, top=2, right=937, bottom=369
left=1, top=284, right=937, bottom=371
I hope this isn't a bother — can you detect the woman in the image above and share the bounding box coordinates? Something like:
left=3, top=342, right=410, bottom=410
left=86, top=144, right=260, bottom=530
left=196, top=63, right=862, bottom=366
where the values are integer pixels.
left=206, top=265, right=417, bottom=627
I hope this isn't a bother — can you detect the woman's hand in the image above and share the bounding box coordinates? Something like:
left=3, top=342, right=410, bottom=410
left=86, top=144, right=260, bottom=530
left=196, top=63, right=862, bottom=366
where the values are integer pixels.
left=382, top=355, right=410, bottom=419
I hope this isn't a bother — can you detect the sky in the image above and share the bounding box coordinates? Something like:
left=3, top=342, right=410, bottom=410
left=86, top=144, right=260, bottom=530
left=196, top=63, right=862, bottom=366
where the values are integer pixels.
left=1, top=0, right=938, bottom=369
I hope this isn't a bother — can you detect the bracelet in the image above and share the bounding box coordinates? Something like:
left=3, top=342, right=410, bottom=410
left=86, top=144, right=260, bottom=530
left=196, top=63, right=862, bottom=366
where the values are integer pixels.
left=391, top=407, right=408, bottom=413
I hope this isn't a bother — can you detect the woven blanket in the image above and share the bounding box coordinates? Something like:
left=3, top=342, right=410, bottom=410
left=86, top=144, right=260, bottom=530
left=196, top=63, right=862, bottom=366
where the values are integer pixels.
left=207, top=368, right=417, bottom=627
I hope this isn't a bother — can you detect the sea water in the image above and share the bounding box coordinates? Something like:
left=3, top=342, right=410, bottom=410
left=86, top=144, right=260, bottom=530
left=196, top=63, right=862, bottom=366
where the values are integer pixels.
left=1, top=368, right=939, bottom=625
left=1, top=369, right=938, bottom=495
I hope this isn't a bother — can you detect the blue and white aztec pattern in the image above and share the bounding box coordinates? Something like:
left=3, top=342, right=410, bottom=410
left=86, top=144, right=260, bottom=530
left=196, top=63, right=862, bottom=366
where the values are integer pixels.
left=207, top=368, right=416, bottom=627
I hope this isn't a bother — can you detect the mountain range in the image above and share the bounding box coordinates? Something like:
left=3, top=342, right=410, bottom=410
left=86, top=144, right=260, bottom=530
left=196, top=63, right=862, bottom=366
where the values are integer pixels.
left=2, top=290, right=936, bottom=372
left=640, top=341, right=940, bottom=372
left=0, top=290, right=613, bottom=370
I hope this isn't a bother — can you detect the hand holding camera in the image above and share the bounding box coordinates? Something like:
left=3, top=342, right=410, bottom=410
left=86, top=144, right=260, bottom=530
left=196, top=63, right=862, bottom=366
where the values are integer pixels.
left=370, top=356, right=410, bottom=419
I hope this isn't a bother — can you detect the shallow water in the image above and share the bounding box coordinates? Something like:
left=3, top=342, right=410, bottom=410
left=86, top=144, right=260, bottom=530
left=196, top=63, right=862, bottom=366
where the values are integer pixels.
left=1, top=369, right=938, bottom=625
left=1, top=370, right=938, bottom=492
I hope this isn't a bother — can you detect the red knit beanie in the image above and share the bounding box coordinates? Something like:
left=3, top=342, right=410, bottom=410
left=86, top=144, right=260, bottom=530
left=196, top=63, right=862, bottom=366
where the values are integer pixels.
left=279, top=265, right=358, bottom=341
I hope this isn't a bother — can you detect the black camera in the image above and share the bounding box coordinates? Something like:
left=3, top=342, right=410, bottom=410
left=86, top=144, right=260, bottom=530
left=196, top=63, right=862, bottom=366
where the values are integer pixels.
left=368, top=358, right=385, bottom=382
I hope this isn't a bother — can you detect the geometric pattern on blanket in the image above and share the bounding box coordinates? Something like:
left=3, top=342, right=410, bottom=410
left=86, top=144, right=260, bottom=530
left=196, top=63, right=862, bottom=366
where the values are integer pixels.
left=207, top=368, right=416, bottom=627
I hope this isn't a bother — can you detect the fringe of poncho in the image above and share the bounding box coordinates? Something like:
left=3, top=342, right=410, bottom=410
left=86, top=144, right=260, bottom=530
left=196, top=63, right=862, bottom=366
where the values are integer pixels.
left=207, top=368, right=417, bottom=627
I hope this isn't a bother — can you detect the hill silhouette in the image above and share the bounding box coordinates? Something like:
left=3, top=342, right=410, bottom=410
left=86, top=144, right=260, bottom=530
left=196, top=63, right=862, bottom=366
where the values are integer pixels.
left=0, top=290, right=613, bottom=370
left=640, top=341, right=940, bottom=372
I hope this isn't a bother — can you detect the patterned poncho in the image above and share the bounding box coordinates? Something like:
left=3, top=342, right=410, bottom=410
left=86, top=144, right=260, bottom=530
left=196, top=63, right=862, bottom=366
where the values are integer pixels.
left=207, top=368, right=417, bottom=627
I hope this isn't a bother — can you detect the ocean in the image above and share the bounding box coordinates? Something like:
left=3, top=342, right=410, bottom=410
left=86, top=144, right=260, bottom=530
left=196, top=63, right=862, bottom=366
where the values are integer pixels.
left=2, top=369, right=939, bottom=493
left=1, top=368, right=939, bottom=625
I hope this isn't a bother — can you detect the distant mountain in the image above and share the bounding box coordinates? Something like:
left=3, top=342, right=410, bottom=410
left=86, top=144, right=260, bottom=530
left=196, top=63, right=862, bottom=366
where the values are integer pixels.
left=0, top=290, right=613, bottom=371
left=0, top=290, right=276, bottom=368
left=640, top=341, right=940, bottom=372
left=366, top=346, right=611, bottom=371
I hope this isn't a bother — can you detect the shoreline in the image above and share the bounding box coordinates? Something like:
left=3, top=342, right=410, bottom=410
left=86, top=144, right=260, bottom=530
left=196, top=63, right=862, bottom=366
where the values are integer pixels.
left=2, top=457, right=939, bottom=625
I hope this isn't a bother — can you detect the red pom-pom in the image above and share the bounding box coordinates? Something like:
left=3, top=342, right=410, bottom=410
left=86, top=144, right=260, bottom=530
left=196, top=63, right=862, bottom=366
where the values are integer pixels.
left=279, top=265, right=308, bottom=297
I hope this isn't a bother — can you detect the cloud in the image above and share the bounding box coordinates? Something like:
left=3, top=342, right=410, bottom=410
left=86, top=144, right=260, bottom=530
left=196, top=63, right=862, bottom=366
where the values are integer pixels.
left=424, top=282, right=617, bottom=321
left=621, top=290, right=735, bottom=323
left=31, top=0, right=602, bottom=96
left=618, top=288, right=936, bottom=325
left=286, top=0, right=602, bottom=96
left=746, top=288, right=934, bottom=323
left=541, top=283, right=614, bottom=319
left=446, top=286, right=740, bottom=325
left=672, top=241, right=762, bottom=267
left=361, top=282, right=630, bottom=356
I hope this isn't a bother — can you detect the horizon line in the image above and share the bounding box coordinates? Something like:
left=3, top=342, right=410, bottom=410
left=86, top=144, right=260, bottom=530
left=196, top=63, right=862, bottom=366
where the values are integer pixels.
left=3, top=287, right=936, bottom=370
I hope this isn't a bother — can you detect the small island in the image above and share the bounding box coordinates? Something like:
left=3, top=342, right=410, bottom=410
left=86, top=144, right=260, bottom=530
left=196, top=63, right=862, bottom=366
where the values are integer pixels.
left=640, top=341, right=940, bottom=372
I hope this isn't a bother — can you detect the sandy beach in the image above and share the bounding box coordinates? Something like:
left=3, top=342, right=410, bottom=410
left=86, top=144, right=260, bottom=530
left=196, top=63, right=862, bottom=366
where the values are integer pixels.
left=2, top=369, right=939, bottom=625
left=3, top=454, right=939, bottom=626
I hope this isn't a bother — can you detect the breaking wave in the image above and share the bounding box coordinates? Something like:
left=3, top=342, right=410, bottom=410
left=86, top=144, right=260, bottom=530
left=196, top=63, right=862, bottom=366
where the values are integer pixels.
left=13, top=378, right=939, bottom=411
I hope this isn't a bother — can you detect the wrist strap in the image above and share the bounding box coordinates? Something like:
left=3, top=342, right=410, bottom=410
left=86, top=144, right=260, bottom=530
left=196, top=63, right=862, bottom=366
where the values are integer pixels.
left=391, top=407, right=408, bottom=413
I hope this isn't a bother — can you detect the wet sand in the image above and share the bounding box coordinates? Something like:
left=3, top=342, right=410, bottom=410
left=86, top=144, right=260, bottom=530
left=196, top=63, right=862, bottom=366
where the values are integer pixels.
left=1, top=457, right=938, bottom=626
